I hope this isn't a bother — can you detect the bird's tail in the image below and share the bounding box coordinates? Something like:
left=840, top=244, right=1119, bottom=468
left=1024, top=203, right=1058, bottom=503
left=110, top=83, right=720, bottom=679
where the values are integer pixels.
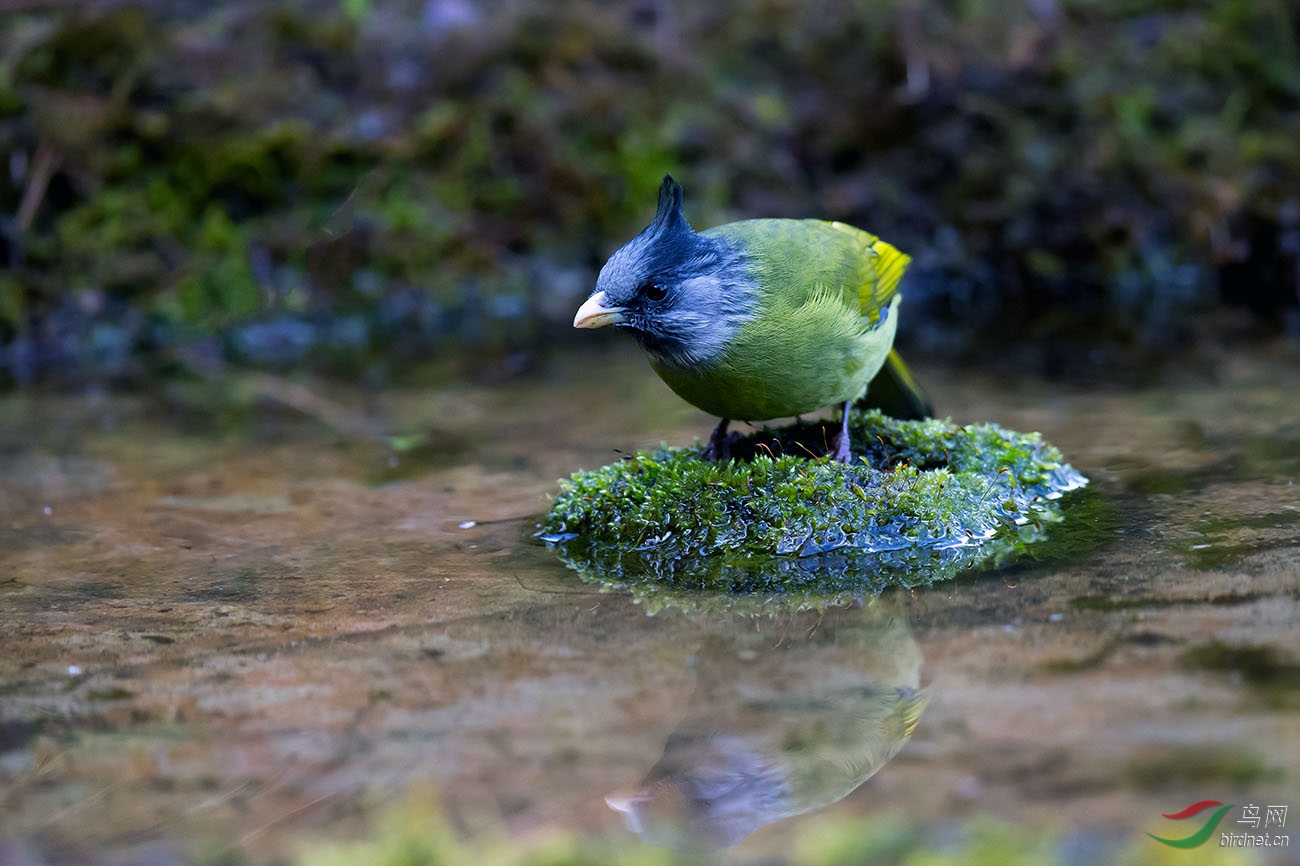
left=856, top=348, right=933, bottom=420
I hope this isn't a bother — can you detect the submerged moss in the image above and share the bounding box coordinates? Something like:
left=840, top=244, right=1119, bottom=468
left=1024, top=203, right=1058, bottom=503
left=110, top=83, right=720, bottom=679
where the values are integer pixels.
left=1180, top=640, right=1300, bottom=709
left=540, top=410, right=1087, bottom=592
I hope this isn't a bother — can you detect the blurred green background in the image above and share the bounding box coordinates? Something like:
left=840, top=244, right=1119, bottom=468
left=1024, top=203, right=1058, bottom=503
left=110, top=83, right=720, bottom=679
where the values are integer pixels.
left=1, top=0, right=1297, bottom=386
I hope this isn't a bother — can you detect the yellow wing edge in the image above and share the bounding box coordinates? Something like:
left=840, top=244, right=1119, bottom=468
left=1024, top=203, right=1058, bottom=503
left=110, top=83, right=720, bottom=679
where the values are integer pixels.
left=825, top=221, right=912, bottom=318
left=868, top=237, right=911, bottom=309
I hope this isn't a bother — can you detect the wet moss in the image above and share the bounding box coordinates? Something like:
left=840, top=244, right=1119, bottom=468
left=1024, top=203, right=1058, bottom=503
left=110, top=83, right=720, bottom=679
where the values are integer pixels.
left=540, top=410, right=1087, bottom=592
left=970, top=488, right=1118, bottom=580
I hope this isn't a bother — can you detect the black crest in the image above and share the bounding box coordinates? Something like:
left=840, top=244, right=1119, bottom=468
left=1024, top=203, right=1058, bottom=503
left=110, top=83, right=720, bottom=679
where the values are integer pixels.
left=652, top=175, right=691, bottom=234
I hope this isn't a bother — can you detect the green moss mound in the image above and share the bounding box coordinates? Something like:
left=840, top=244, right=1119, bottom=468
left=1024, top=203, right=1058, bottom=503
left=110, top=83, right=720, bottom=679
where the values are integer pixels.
left=540, top=410, right=1086, bottom=592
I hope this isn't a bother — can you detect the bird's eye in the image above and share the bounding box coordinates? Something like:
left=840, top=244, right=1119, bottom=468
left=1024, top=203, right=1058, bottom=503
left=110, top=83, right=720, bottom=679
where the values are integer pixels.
left=644, top=283, right=667, bottom=301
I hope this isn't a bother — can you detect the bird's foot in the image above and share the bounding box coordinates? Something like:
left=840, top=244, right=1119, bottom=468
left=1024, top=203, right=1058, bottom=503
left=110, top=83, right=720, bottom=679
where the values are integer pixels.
left=829, top=429, right=854, bottom=465
left=701, top=418, right=735, bottom=462
left=831, top=401, right=854, bottom=464
left=702, top=433, right=739, bottom=462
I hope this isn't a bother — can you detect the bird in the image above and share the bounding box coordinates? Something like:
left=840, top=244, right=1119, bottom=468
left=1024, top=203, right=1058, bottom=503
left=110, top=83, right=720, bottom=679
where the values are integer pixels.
left=574, top=175, right=930, bottom=463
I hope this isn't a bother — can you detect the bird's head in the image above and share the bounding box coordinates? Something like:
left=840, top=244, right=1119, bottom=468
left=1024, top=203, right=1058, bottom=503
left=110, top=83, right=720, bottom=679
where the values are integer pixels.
left=575, top=175, right=753, bottom=369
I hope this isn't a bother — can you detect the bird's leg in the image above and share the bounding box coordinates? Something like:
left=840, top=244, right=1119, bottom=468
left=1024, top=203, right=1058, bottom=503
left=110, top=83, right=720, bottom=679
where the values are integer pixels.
left=830, top=401, right=854, bottom=464
left=701, top=418, right=732, bottom=462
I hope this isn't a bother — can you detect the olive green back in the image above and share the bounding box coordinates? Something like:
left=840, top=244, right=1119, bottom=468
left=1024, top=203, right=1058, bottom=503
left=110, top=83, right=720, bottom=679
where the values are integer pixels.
left=704, top=218, right=910, bottom=323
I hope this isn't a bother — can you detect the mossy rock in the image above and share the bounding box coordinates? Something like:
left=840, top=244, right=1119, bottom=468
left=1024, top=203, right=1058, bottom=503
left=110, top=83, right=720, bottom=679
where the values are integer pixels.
left=540, top=410, right=1087, bottom=594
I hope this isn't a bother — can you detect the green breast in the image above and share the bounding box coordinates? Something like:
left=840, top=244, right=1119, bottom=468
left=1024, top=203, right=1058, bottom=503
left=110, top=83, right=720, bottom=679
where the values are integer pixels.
left=650, top=219, right=903, bottom=422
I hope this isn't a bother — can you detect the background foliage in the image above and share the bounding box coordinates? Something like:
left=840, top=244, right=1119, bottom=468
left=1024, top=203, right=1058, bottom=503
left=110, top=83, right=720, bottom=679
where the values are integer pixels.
left=1, top=0, right=1297, bottom=384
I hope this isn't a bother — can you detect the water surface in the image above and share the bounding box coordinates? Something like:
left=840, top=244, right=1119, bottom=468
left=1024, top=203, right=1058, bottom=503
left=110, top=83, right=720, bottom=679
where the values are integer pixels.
left=1, top=347, right=1297, bottom=864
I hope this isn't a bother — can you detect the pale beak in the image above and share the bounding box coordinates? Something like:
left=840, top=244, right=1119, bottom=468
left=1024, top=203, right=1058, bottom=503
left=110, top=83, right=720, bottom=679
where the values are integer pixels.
left=574, top=291, right=627, bottom=329
left=605, top=793, right=645, bottom=833
left=605, top=794, right=637, bottom=815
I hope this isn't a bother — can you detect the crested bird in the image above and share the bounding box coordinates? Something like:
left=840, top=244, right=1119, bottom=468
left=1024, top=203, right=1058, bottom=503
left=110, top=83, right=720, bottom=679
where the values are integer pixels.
left=575, top=175, right=929, bottom=462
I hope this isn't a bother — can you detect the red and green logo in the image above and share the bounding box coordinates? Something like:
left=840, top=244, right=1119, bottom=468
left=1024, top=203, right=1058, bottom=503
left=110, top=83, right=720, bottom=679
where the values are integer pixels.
left=1148, top=800, right=1235, bottom=848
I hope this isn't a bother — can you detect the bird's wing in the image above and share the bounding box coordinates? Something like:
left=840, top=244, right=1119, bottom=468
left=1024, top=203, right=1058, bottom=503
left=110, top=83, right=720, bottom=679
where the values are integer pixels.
left=704, top=218, right=910, bottom=323
left=818, top=222, right=933, bottom=419
left=822, top=221, right=911, bottom=324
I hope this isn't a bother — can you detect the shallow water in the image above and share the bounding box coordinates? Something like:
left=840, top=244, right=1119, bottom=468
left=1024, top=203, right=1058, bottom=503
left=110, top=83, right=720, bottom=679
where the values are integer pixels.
left=1, top=346, right=1298, bottom=865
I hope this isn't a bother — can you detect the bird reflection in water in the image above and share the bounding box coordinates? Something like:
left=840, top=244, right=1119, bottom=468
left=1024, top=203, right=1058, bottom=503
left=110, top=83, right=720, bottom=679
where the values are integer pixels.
left=606, top=597, right=927, bottom=851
